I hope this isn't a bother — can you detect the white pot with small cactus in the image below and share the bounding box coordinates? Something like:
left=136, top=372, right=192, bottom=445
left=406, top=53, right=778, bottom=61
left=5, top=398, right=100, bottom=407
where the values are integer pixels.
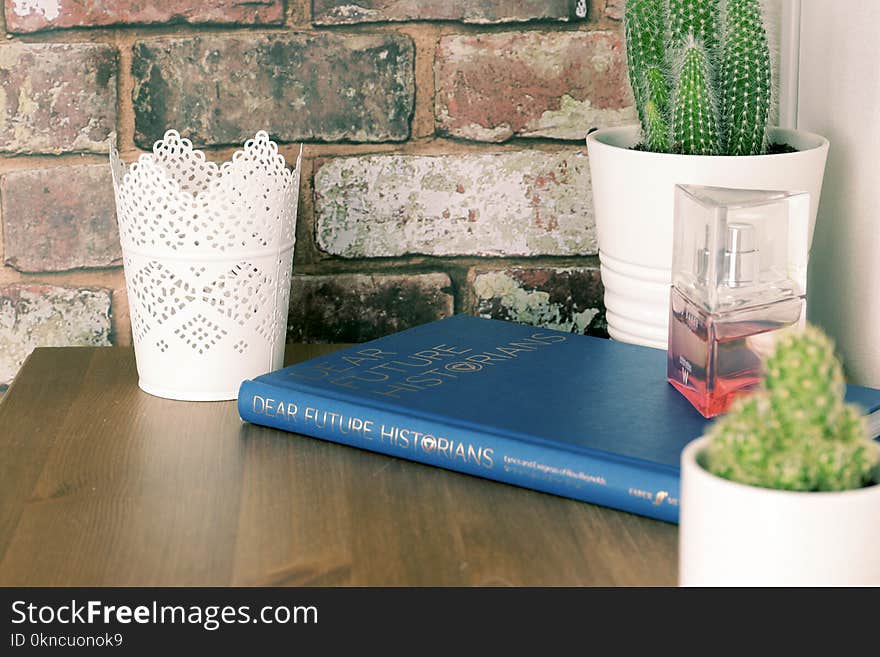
left=586, top=0, right=829, bottom=349
left=679, top=327, right=880, bottom=586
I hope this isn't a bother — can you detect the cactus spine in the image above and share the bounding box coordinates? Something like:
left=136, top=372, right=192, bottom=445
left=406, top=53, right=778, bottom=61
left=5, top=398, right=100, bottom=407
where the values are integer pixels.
left=703, top=326, right=880, bottom=492
left=623, top=0, right=773, bottom=155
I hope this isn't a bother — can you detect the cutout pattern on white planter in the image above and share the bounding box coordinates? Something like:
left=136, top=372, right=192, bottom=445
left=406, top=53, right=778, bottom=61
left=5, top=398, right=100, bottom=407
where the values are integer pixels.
left=111, top=130, right=302, bottom=401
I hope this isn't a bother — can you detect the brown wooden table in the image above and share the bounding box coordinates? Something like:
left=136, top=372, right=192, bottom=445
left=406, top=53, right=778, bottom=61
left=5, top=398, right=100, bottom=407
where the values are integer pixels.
left=0, top=345, right=678, bottom=586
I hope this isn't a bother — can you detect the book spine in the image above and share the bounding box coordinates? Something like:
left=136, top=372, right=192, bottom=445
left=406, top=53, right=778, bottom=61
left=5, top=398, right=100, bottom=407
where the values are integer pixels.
left=238, top=380, right=681, bottom=523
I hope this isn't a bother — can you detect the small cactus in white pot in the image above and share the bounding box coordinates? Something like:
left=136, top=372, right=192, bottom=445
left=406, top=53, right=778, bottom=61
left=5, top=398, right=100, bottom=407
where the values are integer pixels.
left=679, top=326, right=880, bottom=586
left=586, top=0, right=829, bottom=350
left=704, top=327, right=879, bottom=491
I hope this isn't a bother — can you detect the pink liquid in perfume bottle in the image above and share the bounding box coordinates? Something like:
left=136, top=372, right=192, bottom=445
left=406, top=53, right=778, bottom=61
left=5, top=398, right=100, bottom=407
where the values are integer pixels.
left=666, top=287, right=804, bottom=417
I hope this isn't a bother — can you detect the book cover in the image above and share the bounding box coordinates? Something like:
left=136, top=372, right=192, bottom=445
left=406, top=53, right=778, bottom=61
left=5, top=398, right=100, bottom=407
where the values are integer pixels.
left=237, top=315, right=880, bottom=523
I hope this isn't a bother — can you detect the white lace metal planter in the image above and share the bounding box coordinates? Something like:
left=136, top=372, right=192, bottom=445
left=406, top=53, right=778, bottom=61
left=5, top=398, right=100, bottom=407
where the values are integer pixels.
left=110, top=130, right=302, bottom=401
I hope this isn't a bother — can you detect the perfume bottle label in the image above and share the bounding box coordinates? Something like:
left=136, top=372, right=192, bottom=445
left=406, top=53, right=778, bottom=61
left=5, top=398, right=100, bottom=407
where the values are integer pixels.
left=683, top=307, right=704, bottom=333
left=678, top=355, right=693, bottom=386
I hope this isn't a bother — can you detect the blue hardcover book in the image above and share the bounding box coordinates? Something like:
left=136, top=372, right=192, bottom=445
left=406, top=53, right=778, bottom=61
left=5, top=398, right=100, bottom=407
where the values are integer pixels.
left=237, top=315, right=880, bottom=523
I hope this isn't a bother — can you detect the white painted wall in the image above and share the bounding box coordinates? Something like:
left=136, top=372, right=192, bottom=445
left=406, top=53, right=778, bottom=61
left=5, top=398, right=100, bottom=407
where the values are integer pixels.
left=797, top=1, right=880, bottom=386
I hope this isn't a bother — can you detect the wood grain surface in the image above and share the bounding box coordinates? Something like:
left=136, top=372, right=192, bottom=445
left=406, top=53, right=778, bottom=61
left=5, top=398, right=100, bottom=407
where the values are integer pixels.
left=0, top=346, right=678, bottom=586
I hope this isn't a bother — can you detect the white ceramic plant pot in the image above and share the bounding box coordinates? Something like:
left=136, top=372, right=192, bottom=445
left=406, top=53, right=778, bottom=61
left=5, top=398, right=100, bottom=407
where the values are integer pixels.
left=679, top=436, right=880, bottom=586
left=111, top=131, right=302, bottom=401
left=586, top=125, right=829, bottom=350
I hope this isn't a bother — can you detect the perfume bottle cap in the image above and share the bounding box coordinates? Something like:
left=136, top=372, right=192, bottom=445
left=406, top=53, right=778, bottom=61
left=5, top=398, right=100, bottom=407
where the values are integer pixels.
left=723, top=222, right=759, bottom=286
left=726, top=222, right=757, bottom=253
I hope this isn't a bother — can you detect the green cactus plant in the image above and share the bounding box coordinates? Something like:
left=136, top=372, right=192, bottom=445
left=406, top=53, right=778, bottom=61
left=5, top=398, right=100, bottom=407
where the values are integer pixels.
left=720, top=0, right=772, bottom=155
left=703, top=326, right=880, bottom=491
left=672, top=39, right=721, bottom=155
left=624, top=0, right=672, bottom=152
left=624, top=0, right=772, bottom=156
left=669, top=0, right=719, bottom=53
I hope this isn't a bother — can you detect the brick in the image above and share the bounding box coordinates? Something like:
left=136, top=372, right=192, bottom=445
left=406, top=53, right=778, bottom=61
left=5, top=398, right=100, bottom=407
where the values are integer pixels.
left=472, top=267, right=606, bottom=336
left=435, top=30, right=634, bottom=142
left=287, top=273, right=454, bottom=343
left=0, top=285, right=112, bottom=385
left=0, top=43, right=117, bottom=154
left=605, top=0, right=624, bottom=20
left=315, top=150, right=594, bottom=258
left=312, top=0, right=587, bottom=25
left=132, top=33, right=414, bottom=148
left=1, top=165, right=121, bottom=273
left=4, top=0, right=285, bottom=33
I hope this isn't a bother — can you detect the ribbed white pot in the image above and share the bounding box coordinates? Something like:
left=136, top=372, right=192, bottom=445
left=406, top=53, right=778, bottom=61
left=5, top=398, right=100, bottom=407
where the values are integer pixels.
left=679, top=436, right=880, bottom=586
left=586, top=125, right=829, bottom=350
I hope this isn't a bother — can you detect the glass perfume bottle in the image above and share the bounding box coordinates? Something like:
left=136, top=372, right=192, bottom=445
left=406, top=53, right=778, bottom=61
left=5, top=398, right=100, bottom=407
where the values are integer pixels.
left=667, top=185, right=811, bottom=417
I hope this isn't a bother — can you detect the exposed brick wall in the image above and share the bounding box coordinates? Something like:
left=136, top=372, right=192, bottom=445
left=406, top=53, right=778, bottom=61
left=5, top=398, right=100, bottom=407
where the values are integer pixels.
left=0, top=0, right=626, bottom=387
